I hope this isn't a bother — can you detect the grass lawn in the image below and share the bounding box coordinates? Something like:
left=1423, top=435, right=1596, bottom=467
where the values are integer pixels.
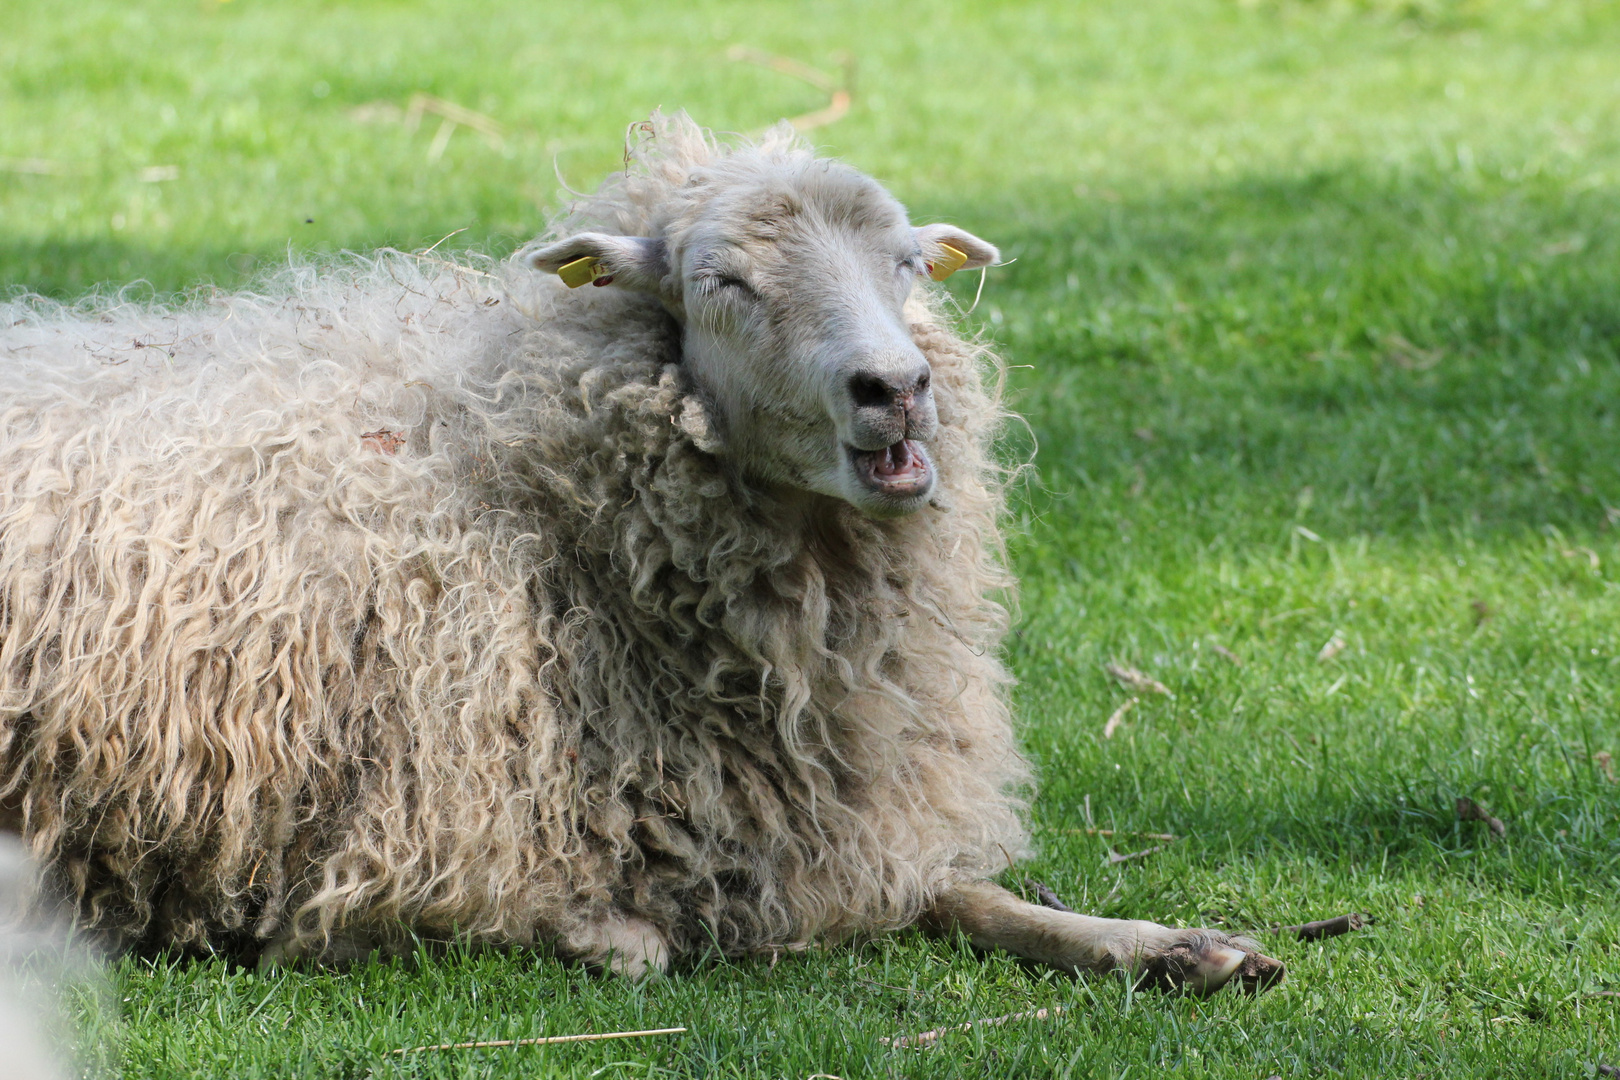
left=6, top=0, right=1620, bottom=1076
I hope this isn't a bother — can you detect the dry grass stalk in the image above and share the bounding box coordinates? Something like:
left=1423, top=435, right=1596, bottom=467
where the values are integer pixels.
left=1562, top=546, right=1601, bottom=570
left=1272, top=912, right=1374, bottom=940
left=397, top=93, right=506, bottom=162
left=375, top=244, right=499, bottom=282
left=1065, top=828, right=1178, bottom=842
left=1596, top=751, right=1616, bottom=783
left=1260, top=606, right=1313, bottom=627
left=1102, top=697, right=1136, bottom=739
left=1316, top=634, right=1347, bottom=663
left=1380, top=331, right=1443, bottom=371
left=1104, top=663, right=1171, bottom=696
left=747, top=941, right=811, bottom=967
left=390, top=1026, right=686, bottom=1055
left=1210, top=641, right=1244, bottom=666
left=1106, top=845, right=1165, bottom=865
left=856, top=978, right=923, bottom=997
left=0, top=157, right=71, bottom=175
left=1455, top=796, right=1506, bottom=838
left=882, top=1006, right=1067, bottom=1049
left=726, top=46, right=853, bottom=132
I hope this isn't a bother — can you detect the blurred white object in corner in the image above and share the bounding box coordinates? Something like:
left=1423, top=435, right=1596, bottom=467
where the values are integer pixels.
left=0, top=835, right=95, bottom=1080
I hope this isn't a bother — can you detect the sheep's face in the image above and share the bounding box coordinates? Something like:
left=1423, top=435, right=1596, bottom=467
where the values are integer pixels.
left=523, top=165, right=996, bottom=518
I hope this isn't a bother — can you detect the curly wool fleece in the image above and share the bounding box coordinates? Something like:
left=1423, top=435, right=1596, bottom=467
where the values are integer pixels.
left=0, top=115, right=1029, bottom=963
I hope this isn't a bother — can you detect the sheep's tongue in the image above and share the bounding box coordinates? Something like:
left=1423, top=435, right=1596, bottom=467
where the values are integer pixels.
left=873, top=441, right=915, bottom=478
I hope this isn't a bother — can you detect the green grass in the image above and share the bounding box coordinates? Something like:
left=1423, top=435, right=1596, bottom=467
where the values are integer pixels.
left=7, top=0, right=1620, bottom=1076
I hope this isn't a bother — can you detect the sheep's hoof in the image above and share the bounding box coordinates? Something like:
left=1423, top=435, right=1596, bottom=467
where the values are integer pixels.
left=1131, top=931, right=1285, bottom=996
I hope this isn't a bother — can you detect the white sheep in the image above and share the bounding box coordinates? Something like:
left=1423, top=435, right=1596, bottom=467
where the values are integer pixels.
left=0, top=112, right=1280, bottom=993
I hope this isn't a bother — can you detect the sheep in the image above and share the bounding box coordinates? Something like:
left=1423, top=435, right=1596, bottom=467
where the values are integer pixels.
left=0, top=111, right=1282, bottom=993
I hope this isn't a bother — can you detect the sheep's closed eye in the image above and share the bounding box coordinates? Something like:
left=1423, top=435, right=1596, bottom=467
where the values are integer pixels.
left=701, top=273, right=753, bottom=296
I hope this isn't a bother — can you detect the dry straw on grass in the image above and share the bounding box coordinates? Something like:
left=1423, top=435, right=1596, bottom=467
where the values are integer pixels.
left=390, top=1026, right=687, bottom=1055
left=882, top=1006, right=1067, bottom=1050
left=726, top=46, right=853, bottom=131
left=1102, top=697, right=1136, bottom=738
left=1104, top=663, right=1171, bottom=696
left=1063, top=828, right=1178, bottom=842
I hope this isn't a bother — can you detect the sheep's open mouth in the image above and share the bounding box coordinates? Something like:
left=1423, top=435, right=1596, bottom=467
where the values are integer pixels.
left=850, top=440, right=933, bottom=497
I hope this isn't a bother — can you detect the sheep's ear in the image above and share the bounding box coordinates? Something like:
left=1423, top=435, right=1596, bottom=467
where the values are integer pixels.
left=913, top=224, right=999, bottom=281
left=521, top=233, right=667, bottom=292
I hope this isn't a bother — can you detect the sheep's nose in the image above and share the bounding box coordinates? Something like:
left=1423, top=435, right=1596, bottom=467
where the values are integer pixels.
left=848, top=364, right=931, bottom=413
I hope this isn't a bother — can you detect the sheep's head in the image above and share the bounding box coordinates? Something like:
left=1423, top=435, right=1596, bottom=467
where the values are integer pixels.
left=523, top=161, right=996, bottom=518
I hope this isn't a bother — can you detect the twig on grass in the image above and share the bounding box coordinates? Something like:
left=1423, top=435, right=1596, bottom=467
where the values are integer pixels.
left=1023, top=878, right=1075, bottom=913
left=882, top=1005, right=1066, bottom=1049
left=1103, top=697, right=1136, bottom=738
left=390, top=1026, right=686, bottom=1055
left=1104, top=663, right=1171, bottom=696
left=1456, top=796, right=1506, bottom=838
left=1596, top=1065, right=1620, bottom=1078
left=1270, top=913, right=1374, bottom=940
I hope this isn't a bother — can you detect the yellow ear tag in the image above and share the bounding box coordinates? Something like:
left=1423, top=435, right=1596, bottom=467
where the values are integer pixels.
left=928, top=241, right=970, bottom=282
left=557, top=256, right=609, bottom=289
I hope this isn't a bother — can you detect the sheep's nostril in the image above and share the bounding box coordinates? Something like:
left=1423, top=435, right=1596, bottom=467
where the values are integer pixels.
left=849, top=374, right=894, bottom=409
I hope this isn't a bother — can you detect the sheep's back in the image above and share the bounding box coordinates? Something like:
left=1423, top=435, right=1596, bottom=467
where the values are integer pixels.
left=0, top=264, right=581, bottom=947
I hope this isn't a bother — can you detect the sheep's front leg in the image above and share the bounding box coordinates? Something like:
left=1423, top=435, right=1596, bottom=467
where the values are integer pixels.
left=924, top=880, right=1284, bottom=995
left=576, top=912, right=670, bottom=979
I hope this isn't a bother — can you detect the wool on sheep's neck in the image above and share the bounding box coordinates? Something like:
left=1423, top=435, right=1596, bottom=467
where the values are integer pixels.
left=462, top=289, right=1026, bottom=952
